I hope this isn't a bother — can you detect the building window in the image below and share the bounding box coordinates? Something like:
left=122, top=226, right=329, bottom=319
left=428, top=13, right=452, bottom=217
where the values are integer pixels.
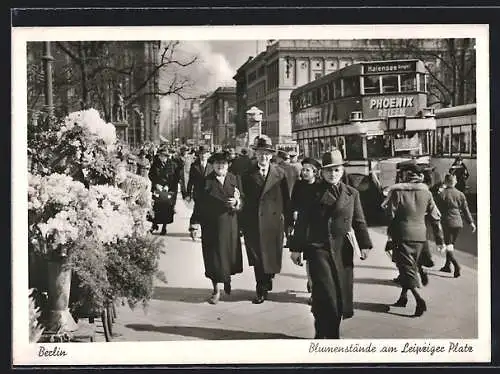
left=248, top=71, right=257, bottom=83
left=314, top=72, right=323, bottom=80
left=363, top=76, right=380, bottom=95
left=382, top=75, right=399, bottom=93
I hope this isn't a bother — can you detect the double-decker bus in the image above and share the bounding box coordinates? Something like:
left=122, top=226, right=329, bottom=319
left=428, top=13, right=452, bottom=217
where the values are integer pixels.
left=290, top=59, right=436, bottom=189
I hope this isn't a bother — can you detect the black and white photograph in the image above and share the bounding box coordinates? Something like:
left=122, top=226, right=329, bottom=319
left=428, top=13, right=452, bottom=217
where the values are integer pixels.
left=12, top=24, right=490, bottom=365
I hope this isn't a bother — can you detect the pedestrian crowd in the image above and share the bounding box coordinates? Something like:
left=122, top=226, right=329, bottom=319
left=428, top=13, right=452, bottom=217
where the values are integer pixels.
left=125, top=136, right=474, bottom=340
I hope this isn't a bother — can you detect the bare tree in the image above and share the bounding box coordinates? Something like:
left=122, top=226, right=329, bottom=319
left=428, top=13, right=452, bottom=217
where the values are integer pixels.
left=27, top=41, right=198, bottom=121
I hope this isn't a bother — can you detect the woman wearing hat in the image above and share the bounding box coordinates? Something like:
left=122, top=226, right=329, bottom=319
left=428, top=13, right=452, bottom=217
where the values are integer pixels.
left=289, top=157, right=322, bottom=303
left=193, top=151, right=244, bottom=304
left=148, top=145, right=183, bottom=235
left=240, top=135, right=292, bottom=304
left=290, top=149, right=372, bottom=339
left=449, top=156, right=470, bottom=193
left=383, top=162, right=444, bottom=316
left=435, top=173, right=476, bottom=278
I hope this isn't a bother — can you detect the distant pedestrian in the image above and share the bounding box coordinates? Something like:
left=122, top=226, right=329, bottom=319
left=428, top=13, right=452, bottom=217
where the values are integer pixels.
left=290, top=149, right=372, bottom=339
left=276, top=150, right=301, bottom=197
left=186, top=145, right=213, bottom=234
left=436, top=173, right=476, bottom=278
left=193, top=151, right=244, bottom=304
left=383, top=162, right=444, bottom=317
left=289, top=150, right=303, bottom=181
left=240, top=135, right=291, bottom=304
left=449, top=156, right=470, bottom=193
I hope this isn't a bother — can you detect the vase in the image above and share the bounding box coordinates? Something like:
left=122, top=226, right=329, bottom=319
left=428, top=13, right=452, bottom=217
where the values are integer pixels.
left=42, top=258, right=78, bottom=333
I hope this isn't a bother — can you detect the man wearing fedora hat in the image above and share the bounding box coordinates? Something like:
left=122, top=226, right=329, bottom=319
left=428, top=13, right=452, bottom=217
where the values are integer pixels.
left=290, top=148, right=372, bottom=339
left=186, top=145, right=213, bottom=232
left=240, top=135, right=292, bottom=304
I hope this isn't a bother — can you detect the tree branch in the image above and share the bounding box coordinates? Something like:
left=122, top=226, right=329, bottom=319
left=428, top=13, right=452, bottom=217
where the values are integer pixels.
left=55, top=42, right=81, bottom=64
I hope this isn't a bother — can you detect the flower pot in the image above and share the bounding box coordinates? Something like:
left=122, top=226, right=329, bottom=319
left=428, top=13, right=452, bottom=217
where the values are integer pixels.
left=42, top=258, right=78, bottom=333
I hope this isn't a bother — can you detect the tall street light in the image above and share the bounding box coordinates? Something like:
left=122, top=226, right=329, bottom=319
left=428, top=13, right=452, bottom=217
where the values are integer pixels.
left=42, top=42, right=55, bottom=118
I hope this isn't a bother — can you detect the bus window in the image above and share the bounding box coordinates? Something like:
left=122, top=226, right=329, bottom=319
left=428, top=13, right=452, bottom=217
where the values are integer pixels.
left=419, top=131, right=433, bottom=154
left=417, top=73, right=427, bottom=92
left=435, top=127, right=443, bottom=155
left=451, top=126, right=461, bottom=154
left=343, top=76, right=360, bottom=97
left=324, top=136, right=331, bottom=152
left=472, top=124, right=476, bottom=156
left=443, top=127, right=451, bottom=155
left=328, top=82, right=335, bottom=100
left=382, top=75, right=399, bottom=93
left=337, top=136, right=346, bottom=157
left=321, top=85, right=328, bottom=103
left=363, top=75, right=380, bottom=95
left=400, top=73, right=417, bottom=92
left=334, top=79, right=341, bottom=99
left=318, top=138, right=325, bottom=154
left=344, top=135, right=364, bottom=160
left=366, top=135, right=392, bottom=159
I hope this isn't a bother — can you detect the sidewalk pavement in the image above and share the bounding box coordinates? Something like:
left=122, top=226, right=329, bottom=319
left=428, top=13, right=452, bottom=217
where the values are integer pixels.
left=103, top=194, right=478, bottom=342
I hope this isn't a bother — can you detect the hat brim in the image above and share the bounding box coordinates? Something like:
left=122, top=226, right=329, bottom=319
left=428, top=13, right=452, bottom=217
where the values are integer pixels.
left=252, top=146, right=276, bottom=152
left=322, top=161, right=347, bottom=168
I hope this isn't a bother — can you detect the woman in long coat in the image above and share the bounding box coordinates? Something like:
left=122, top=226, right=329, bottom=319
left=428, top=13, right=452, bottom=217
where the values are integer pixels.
left=148, top=147, right=182, bottom=235
left=194, top=151, right=244, bottom=304
left=290, top=149, right=372, bottom=339
left=384, top=162, right=444, bottom=316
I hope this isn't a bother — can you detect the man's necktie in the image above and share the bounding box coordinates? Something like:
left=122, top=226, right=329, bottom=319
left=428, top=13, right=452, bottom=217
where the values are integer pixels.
left=330, top=184, right=340, bottom=199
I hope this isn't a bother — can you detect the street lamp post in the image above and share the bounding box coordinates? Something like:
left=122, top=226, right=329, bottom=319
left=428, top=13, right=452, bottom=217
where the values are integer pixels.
left=42, top=42, right=55, bottom=118
left=245, top=106, right=263, bottom=146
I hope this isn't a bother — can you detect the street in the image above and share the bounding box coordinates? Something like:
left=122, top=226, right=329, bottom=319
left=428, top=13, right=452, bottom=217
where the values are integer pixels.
left=103, top=194, right=478, bottom=342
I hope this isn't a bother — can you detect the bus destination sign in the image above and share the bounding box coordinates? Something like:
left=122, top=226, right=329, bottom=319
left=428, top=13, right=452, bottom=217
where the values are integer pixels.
left=364, top=61, right=416, bottom=74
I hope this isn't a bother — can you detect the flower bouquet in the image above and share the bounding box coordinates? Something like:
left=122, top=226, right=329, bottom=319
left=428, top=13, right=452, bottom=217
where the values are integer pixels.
left=28, top=109, right=166, bottom=335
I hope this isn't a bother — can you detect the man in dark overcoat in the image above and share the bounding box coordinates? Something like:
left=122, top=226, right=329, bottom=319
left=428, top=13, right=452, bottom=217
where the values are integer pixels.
left=229, top=148, right=253, bottom=176
left=240, top=135, right=292, bottom=304
left=290, top=149, right=372, bottom=339
left=186, top=145, right=213, bottom=229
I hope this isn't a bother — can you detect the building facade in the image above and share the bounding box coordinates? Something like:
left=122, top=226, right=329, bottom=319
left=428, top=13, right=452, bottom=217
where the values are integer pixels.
left=200, top=87, right=237, bottom=146
left=233, top=39, right=473, bottom=145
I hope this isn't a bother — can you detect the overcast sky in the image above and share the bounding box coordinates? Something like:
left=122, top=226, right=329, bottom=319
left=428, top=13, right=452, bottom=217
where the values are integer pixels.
left=159, top=40, right=267, bottom=129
